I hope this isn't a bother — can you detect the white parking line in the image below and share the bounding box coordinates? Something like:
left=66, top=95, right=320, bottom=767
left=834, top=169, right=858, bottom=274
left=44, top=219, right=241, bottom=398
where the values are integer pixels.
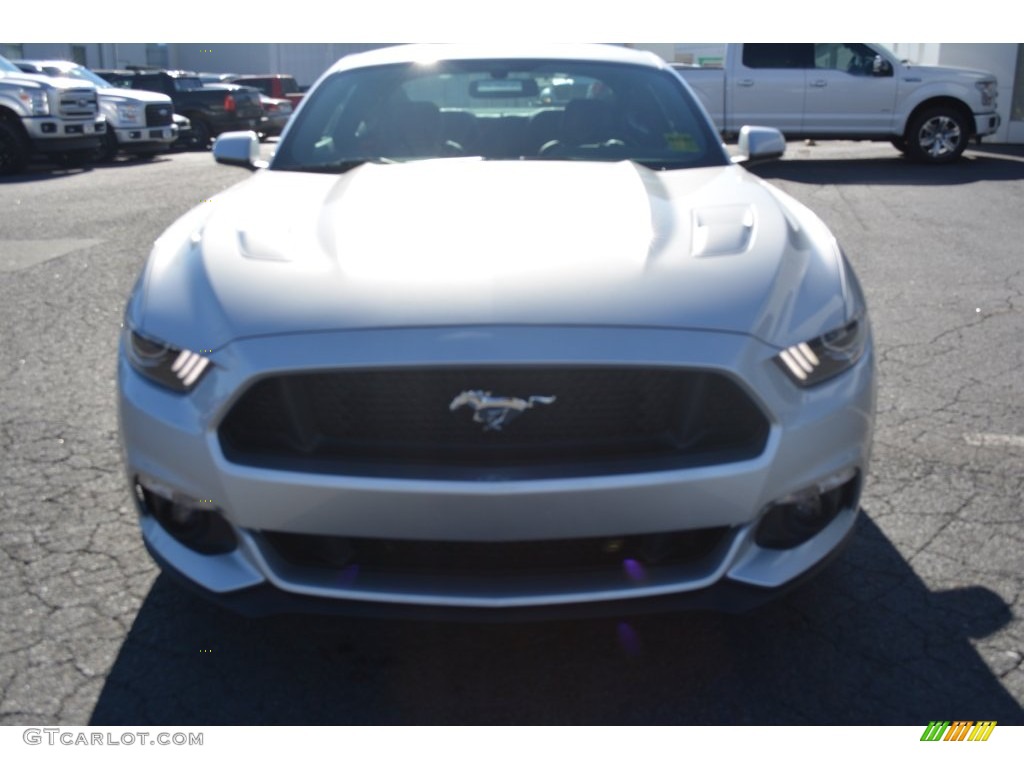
left=964, top=433, right=1024, bottom=448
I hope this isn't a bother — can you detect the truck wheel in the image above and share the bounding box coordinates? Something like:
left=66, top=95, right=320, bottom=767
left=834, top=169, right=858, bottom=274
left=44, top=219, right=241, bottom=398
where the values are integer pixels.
left=99, top=129, right=119, bottom=161
left=0, top=121, right=30, bottom=175
left=905, top=106, right=970, bottom=163
left=188, top=118, right=212, bottom=150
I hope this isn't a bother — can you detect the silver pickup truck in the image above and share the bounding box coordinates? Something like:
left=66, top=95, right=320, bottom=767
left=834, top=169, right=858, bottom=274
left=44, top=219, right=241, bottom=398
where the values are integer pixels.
left=0, top=53, right=105, bottom=172
left=674, top=43, right=1001, bottom=163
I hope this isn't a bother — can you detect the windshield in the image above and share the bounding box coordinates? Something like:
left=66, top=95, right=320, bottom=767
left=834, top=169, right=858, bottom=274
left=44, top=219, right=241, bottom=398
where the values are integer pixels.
left=174, top=77, right=205, bottom=91
left=54, top=65, right=112, bottom=88
left=0, top=54, right=21, bottom=74
left=272, top=58, right=728, bottom=172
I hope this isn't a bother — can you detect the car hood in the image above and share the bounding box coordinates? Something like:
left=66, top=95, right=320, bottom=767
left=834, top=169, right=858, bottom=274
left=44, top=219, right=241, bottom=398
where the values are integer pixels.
left=905, top=63, right=997, bottom=83
left=140, top=159, right=851, bottom=350
left=98, top=86, right=172, bottom=104
left=0, top=71, right=96, bottom=91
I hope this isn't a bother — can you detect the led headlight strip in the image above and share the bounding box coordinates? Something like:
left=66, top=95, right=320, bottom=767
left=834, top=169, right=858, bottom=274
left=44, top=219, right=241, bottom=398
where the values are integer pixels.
left=776, top=318, right=866, bottom=387
left=126, top=328, right=212, bottom=392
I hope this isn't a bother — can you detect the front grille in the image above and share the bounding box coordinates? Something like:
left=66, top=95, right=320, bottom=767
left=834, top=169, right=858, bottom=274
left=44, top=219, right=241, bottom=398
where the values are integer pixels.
left=58, top=88, right=98, bottom=119
left=218, top=367, right=771, bottom=479
left=261, top=527, right=731, bottom=576
left=145, top=103, right=173, bottom=126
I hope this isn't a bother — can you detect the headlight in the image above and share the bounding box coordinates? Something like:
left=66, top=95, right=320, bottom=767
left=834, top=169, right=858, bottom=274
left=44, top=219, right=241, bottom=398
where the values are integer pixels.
left=775, top=317, right=867, bottom=387
left=124, top=327, right=211, bottom=392
left=18, top=87, right=49, bottom=116
left=116, top=103, right=142, bottom=124
left=975, top=80, right=997, bottom=107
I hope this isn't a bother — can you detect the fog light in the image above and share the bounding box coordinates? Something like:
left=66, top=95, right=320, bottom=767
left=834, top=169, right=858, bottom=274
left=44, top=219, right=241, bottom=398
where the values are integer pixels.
left=41, top=122, right=56, bottom=134
left=755, top=470, right=859, bottom=549
left=134, top=477, right=237, bottom=555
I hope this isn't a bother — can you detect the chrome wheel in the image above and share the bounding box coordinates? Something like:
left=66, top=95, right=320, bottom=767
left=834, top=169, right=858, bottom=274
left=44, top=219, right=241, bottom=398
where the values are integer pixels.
left=906, top=106, right=969, bottom=164
left=918, top=115, right=962, bottom=159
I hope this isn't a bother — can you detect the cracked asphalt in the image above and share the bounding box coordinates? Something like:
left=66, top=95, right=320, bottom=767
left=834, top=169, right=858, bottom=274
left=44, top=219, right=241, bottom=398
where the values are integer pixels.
left=0, top=141, right=1021, bottom=725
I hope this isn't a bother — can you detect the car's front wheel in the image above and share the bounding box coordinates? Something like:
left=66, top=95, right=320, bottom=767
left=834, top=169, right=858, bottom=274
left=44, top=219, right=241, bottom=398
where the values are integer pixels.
left=905, top=106, right=971, bottom=163
left=187, top=118, right=212, bottom=151
left=0, top=120, right=30, bottom=175
left=98, top=128, right=119, bottom=161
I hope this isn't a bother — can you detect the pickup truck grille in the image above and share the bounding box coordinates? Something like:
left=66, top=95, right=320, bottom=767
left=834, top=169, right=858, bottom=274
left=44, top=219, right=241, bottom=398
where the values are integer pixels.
left=218, top=367, right=771, bottom=479
left=58, top=88, right=98, bottom=119
left=145, top=103, right=173, bottom=126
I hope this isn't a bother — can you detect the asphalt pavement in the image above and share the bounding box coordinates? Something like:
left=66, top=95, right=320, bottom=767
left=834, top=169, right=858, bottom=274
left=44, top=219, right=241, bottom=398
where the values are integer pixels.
left=0, top=140, right=1021, bottom=724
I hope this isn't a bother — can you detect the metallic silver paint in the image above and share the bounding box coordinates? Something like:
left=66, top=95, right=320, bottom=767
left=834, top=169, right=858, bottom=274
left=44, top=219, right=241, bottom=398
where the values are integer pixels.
left=118, top=44, right=875, bottom=614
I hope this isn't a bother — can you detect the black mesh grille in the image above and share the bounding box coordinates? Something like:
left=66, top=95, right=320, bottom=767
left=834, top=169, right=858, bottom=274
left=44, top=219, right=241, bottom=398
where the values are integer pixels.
left=261, top=527, right=731, bottom=576
left=145, top=103, right=173, bottom=126
left=218, top=367, right=770, bottom=478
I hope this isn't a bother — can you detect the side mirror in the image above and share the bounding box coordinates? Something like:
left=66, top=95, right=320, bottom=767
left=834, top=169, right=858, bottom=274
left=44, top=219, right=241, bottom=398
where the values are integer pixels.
left=213, top=131, right=266, bottom=170
left=734, top=126, right=785, bottom=165
left=872, top=56, right=893, bottom=77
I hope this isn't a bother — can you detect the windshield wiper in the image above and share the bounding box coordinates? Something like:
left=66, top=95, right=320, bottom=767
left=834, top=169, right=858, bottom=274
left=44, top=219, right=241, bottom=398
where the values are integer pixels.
left=285, top=157, right=397, bottom=174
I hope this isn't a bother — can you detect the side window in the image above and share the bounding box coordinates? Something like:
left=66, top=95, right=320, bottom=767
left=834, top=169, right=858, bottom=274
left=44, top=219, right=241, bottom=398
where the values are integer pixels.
left=247, top=78, right=271, bottom=95
left=814, top=43, right=879, bottom=76
left=742, top=44, right=813, bottom=69
left=133, top=74, right=165, bottom=93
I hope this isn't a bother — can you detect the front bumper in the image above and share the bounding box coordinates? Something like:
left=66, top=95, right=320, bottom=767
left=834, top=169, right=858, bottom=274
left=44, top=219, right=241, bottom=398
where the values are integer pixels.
left=114, top=124, right=177, bottom=148
left=24, top=116, right=105, bottom=152
left=119, top=325, right=875, bottom=617
left=973, top=110, right=1001, bottom=137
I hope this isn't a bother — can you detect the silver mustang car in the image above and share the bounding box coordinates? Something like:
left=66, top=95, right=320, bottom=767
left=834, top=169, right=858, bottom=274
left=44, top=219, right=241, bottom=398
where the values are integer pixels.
left=118, top=44, right=875, bottom=619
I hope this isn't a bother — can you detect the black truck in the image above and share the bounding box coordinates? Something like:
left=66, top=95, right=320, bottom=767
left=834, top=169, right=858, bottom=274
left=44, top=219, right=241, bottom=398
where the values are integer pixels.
left=95, top=68, right=262, bottom=149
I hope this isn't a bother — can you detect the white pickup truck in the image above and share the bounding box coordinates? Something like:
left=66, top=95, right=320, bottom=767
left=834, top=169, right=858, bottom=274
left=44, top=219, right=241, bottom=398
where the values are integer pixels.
left=0, top=53, right=105, bottom=173
left=673, top=43, right=1001, bottom=163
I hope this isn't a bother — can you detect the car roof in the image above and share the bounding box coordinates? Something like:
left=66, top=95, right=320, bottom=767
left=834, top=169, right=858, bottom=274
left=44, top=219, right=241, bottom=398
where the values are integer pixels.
left=326, top=44, right=665, bottom=75
left=15, top=59, right=79, bottom=69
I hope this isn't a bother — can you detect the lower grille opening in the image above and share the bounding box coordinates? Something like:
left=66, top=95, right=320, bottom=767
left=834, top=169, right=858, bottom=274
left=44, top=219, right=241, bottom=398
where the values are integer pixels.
left=260, top=527, right=731, bottom=576
left=218, top=367, right=771, bottom=479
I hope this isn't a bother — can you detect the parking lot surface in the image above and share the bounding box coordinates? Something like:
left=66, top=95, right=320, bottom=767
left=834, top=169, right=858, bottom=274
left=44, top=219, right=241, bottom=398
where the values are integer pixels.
left=0, top=141, right=1022, bottom=724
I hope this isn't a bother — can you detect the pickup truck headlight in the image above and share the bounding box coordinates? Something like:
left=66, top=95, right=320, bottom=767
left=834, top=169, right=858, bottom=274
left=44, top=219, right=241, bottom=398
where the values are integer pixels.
left=775, top=317, right=867, bottom=387
left=18, top=87, right=49, bottom=116
left=124, top=327, right=211, bottom=392
left=116, top=103, right=143, bottom=125
left=975, top=80, right=997, bottom=107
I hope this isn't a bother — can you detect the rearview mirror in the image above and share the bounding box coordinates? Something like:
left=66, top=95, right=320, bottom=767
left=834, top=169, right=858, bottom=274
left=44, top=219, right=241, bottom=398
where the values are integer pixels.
left=469, top=78, right=539, bottom=98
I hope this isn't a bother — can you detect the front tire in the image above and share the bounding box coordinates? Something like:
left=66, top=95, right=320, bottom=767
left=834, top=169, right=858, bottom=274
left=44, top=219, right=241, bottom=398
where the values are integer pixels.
left=98, top=128, right=119, bottom=161
left=187, top=118, right=212, bottom=151
left=905, top=106, right=971, bottom=163
left=0, top=120, right=30, bottom=175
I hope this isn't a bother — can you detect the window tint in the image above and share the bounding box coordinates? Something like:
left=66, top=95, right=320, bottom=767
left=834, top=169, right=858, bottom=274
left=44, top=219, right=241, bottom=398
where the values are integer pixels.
left=742, top=44, right=813, bottom=69
left=814, top=43, right=880, bottom=76
left=132, top=74, right=164, bottom=91
left=274, top=59, right=728, bottom=171
left=241, top=78, right=271, bottom=95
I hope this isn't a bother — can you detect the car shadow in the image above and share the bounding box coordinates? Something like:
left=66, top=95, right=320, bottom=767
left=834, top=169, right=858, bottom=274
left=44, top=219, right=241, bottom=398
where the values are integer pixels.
left=0, top=165, right=94, bottom=183
left=751, top=144, right=1024, bottom=186
left=88, top=513, right=1022, bottom=724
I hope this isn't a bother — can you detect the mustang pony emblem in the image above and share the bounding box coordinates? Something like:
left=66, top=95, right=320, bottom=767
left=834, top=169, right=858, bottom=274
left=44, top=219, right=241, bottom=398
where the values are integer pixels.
left=449, top=390, right=557, bottom=432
